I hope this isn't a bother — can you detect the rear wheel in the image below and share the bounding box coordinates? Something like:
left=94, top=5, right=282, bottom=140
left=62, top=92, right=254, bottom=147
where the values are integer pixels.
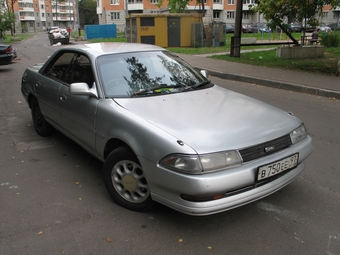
left=31, top=98, right=54, bottom=136
left=103, top=146, right=155, bottom=212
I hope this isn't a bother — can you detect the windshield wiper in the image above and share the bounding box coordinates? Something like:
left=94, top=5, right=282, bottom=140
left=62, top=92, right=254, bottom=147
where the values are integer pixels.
left=131, top=84, right=183, bottom=97
left=183, top=81, right=212, bottom=91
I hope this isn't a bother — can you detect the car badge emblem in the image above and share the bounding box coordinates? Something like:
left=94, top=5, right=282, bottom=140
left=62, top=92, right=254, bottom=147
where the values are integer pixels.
left=265, top=146, right=275, bottom=153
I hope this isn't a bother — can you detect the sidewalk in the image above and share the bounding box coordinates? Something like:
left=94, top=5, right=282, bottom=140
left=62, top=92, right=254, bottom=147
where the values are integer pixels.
left=177, top=52, right=340, bottom=99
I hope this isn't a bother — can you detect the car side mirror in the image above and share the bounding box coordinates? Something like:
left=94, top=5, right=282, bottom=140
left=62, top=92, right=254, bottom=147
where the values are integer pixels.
left=200, top=70, right=209, bottom=78
left=70, top=82, right=98, bottom=97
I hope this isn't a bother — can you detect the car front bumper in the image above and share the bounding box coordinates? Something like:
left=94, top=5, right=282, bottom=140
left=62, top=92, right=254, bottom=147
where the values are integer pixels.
left=139, top=135, right=313, bottom=216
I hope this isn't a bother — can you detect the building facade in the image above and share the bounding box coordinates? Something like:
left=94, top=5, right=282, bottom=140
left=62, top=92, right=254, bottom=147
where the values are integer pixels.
left=10, top=0, right=77, bottom=33
left=95, top=0, right=264, bottom=32
left=96, top=0, right=340, bottom=33
left=8, top=0, right=340, bottom=34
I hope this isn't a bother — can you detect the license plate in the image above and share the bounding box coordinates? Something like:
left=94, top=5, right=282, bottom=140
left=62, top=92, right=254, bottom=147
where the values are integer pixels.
left=257, top=154, right=299, bottom=181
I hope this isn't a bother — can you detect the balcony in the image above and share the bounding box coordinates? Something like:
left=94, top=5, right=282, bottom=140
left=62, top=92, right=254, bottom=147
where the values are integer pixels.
left=18, top=0, right=33, bottom=3
left=128, top=0, right=143, bottom=11
left=19, top=15, right=35, bottom=20
left=213, top=4, right=223, bottom=10
left=53, top=17, right=74, bottom=21
left=18, top=7, right=34, bottom=12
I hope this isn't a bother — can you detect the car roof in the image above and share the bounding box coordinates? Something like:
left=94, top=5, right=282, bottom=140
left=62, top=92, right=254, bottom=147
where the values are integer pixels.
left=62, top=42, right=167, bottom=57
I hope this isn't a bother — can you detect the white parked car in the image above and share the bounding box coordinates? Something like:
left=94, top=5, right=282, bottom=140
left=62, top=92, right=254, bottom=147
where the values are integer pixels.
left=21, top=43, right=313, bottom=215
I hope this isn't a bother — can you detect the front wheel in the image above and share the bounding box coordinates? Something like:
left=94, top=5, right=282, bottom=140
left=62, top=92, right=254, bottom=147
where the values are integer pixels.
left=103, top=146, right=155, bottom=212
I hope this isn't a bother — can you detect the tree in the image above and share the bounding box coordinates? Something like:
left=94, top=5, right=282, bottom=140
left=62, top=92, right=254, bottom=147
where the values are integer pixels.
left=7, top=0, right=17, bottom=35
left=0, top=0, right=15, bottom=38
left=157, top=0, right=193, bottom=13
left=250, top=0, right=340, bottom=44
left=78, top=0, right=98, bottom=28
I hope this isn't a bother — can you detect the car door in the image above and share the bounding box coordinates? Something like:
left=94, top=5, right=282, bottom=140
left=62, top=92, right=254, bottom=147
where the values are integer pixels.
left=36, top=51, right=76, bottom=127
left=57, top=53, right=98, bottom=154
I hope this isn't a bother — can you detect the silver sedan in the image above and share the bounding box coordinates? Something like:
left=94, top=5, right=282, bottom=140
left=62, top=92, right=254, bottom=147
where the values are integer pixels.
left=21, top=43, right=313, bottom=215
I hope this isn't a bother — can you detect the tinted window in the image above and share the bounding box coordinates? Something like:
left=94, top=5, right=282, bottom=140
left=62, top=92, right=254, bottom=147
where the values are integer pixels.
left=43, top=52, right=75, bottom=81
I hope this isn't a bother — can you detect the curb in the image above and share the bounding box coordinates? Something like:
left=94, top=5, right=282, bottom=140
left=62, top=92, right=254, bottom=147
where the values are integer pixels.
left=205, top=69, right=340, bottom=100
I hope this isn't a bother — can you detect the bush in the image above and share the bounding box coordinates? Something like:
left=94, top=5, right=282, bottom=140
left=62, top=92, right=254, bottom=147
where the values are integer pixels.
left=320, top=32, right=340, bottom=47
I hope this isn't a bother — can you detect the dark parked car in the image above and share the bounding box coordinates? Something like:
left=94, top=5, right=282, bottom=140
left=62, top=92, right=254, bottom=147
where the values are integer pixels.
left=302, top=25, right=314, bottom=32
left=0, top=44, right=14, bottom=65
left=288, top=24, right=302, bottom=32
left=225, top=24, right=234, bottom=34
left=21, top=42, right=313, bottom=215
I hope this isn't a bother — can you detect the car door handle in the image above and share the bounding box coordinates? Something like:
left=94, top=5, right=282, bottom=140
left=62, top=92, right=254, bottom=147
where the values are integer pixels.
left=35, top=81, right=41, bottom=87
left=59, top=95, right=67, bottom=101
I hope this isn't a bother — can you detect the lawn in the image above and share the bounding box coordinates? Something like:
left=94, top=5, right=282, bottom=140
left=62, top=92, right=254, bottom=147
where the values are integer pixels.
left=167, top=32, right=340, bottom=76
left=207, top=46, right=340, bottom=76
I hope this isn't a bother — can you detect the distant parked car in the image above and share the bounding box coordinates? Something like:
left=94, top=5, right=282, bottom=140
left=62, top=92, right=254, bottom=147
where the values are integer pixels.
left=302, top=25, right=314, bottom=32
left=317, top=24, right=331, bottom=32
left=225, top=24, right=234, bottom=34
left=242, top=24, right=254, bottom=33
left=0, top=44, right=14, bottom=65
left=328, top=23, right=340, bottom=31
left=259, top=24, right=272, bottom=33
left=47, top=26, right=59, bottom=33
left=289, top=24, right=302, bottom=32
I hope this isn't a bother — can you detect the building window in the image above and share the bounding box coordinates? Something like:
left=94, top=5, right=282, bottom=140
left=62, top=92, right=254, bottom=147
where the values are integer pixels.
left=226, top=11, right=235, bottom=19
left=46, top=5, right=49, bottom=10
left=243, top=0, right=255, bottom=3
left=37, top=22, right=40, bottom=27
left=228, top=0, right=234, bottom=4
left=111, top=12, right=120, bottom=20
left=322, top=12, right=328, bottom=19
left=41, top=4, right=44, bottom=9
left=213, top=0, right=221, bottom=3
left=110, top=0, right=120, bottom=5
left=36, top=12, right=39, bottom=17
left=213, top=11, right=220, bottom=19
left=242, top=11, right=249, bottom=19
left=42, top=13, right=45, bottom=17
left=150, top=0, right=158, bottom=3
left=333, top=12, right=340, bottom=19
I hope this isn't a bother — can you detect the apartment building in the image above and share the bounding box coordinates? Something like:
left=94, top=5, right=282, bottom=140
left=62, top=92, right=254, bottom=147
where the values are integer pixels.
left=11, top=0, right=76, bottom=33
left=96, top=0, right=263, bottom=32
left=9, top=0, right=340, bottom=34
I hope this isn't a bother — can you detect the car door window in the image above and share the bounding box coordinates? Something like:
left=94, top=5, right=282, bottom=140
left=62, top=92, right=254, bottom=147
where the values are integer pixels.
left=43, top=52, right=76, bottom=82
left=66, top=54, right=94, bottom=88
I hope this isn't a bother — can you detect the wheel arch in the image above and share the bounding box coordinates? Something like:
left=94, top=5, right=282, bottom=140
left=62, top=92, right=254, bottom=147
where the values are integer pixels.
left=27, top=93, right=37, bottom=109
left=103, top=138, right=135, bottom=160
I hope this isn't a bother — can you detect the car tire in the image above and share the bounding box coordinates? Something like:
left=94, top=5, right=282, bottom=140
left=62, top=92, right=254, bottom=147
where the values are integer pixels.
left=31, top=98, right=54, bottom=136
left=103, top=146, right=155, bottom=212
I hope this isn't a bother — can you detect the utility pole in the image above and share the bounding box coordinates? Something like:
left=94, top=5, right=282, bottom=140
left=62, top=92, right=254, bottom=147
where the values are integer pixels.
left=230, top=0, right=243, bottom=57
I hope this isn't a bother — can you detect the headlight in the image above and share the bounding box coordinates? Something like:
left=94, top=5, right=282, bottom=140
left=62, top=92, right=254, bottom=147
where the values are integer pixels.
left=160, top=150, right=242, bottom=174
left=290, top=124, right=308, bottom=144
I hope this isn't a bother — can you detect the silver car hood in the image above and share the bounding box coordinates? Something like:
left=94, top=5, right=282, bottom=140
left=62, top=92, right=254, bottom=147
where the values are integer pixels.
left=115, top=85, right=300, bottom=154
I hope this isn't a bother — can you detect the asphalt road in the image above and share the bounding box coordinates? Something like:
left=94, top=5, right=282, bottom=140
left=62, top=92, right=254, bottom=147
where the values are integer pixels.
left=0, top=33, right=339, bottom=255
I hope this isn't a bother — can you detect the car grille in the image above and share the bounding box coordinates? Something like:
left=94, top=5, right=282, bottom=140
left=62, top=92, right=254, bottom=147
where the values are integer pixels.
left=239, top=134, right=292, bottom=163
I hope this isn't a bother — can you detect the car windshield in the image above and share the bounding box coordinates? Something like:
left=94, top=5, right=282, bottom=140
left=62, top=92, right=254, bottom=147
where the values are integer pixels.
left=97, top=51, right=210, bottom=98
